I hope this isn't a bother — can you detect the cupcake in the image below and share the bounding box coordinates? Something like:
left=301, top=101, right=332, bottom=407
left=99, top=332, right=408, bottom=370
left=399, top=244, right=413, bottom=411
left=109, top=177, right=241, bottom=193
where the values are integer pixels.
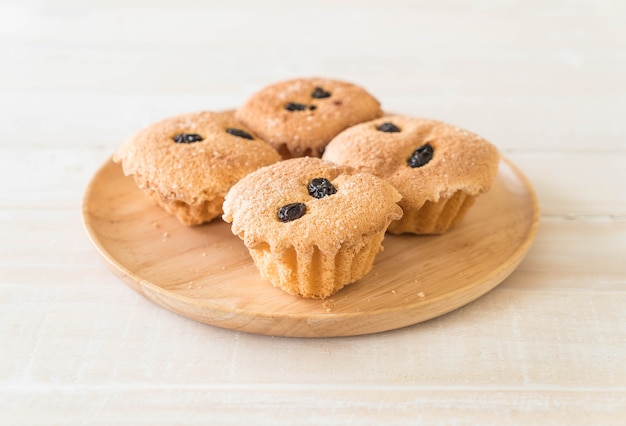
left=235, top=77, right=383, bottom=158
left=222, top=157, right=403, bottom=299
left=323, top=116, right=500, bottom=234
left=113, top=110, right=281, bottom=225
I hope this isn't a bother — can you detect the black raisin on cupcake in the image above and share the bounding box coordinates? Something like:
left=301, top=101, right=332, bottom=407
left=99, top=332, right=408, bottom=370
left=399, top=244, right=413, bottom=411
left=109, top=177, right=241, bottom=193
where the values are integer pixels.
left=376, top=122, right=401, bottom=133
left=407, top=143, right=434, bottom=168
left=308, top=177, right=337, bottom=199
left=277, top=202, right=307, bottom=222
left=226, top=128, right=255, bottom=140
left=173, top=133, right=204, bottom=144
left=311, top=87, right=331, bottom=99
left=285, top=102, right=308, bottom=112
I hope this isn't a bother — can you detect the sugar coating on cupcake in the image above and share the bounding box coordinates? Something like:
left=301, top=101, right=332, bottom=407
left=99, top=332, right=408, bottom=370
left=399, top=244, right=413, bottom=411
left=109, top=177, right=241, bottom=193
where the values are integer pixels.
left=113, top=110, right=281, bottom=226
left=235, top=78, right=383, bottom=158
left=222, top=157, right=403, bottom=299
left=323, top=116, right=500, bottom=234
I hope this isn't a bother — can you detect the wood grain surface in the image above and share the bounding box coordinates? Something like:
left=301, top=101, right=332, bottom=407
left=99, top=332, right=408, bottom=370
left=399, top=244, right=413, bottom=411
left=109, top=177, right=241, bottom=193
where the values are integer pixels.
left=2, top=0, right=625, bottom=424
left=82, top=157, right=539, bottom=337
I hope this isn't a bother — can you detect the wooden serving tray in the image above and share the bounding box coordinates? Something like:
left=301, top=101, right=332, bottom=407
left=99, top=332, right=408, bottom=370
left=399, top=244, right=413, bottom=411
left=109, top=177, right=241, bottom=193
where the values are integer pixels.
left=82, top=157, right=539, bottom=337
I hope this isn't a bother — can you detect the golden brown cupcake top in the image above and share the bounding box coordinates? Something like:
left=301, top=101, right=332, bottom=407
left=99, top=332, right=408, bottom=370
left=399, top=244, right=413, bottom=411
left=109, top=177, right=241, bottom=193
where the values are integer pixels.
left=323, top=116, right=500, bottom=210
left=113, top=110, right=281, bottom=206
left=222, top=157, right=402, bottom=253
left=235, top=78, right=383, bottom=158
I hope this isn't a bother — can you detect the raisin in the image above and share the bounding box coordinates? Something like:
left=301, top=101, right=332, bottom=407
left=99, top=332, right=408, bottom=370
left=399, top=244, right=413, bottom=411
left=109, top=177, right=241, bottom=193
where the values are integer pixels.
left=226, top=128, right=254, bottom=140
left=278, top=203, right=307, bottom=222
left=285, top=102, right=308, bottom=111
left=377, top=122, right=401, bottom=133
left=407, top=143, right=434, bottom=168
left=311, top=87, right=331, bottom=99
left=308, top=178, right=337, bottom=199
left=173, top=133, right=203, bottom=144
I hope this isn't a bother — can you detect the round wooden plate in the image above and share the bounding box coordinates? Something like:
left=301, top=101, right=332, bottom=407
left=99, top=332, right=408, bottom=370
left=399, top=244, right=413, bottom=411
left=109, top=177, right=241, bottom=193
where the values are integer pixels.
left=82, top=157, right=539, bottom=337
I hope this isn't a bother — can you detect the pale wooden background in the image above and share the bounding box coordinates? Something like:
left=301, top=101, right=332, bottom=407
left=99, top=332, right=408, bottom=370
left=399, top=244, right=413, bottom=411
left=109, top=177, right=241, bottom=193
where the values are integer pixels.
left=1, top=0, right=625, bottom=424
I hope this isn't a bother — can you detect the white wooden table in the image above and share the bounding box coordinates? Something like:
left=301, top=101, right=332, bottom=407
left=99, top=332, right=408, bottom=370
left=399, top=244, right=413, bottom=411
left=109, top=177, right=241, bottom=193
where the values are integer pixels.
left=1, top=1, right=625, bottom=424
